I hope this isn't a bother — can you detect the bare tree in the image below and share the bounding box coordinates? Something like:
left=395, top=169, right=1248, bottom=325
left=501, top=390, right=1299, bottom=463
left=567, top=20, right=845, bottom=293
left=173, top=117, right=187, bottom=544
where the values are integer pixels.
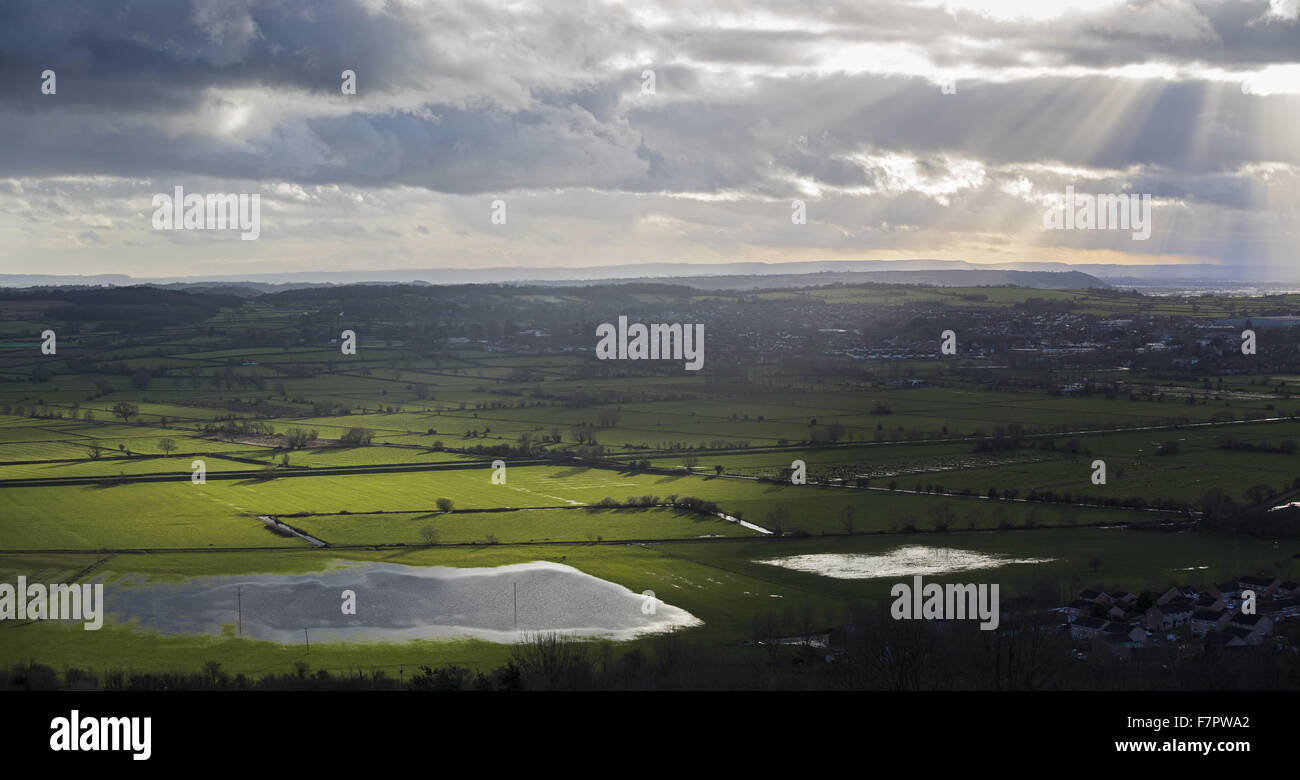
left=112, top=401, right=138, bottom=422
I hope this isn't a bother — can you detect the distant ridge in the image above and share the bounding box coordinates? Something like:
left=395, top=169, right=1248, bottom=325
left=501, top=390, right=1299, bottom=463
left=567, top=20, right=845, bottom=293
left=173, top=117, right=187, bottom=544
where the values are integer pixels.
left=0, top=258, right=1284, bottom=289
left=0, top=267, right=1109, bottom=293
left=531, top=268, right=1111, bottom=291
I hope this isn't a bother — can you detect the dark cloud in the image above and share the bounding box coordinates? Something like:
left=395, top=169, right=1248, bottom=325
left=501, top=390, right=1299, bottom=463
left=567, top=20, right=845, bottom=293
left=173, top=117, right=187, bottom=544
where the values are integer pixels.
left=0, top=0, right=1294, bottom=272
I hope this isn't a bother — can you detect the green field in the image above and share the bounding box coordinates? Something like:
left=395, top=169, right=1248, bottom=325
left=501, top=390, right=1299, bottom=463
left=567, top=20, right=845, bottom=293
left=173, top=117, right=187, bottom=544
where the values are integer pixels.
left=2, top=283, right=1298, bottom=683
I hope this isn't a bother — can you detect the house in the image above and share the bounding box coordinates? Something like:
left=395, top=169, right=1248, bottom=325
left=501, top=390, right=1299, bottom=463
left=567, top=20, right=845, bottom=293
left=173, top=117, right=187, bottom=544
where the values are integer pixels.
left=1226, top=612, right=1273, bottom=638
left=1080, top=590, right=1112, bottom=605
left=1212, top=583, right=1243, bottom=608
left=1103, top=622, right=1146, bottom=645
left=1157, top=586, right=1197, bottom=605
left=1146, top=600, right=1194, bottom=631
left=1190, top=610, right=1221, bottom=637
left=1206, top=630, right=1248, bottom=648
left=1070, top=616, right=1108, bottom=640
left=1237, top=576, right=1279, bottom=597
left=1155, top=587, right=1181, bottom=605
left=1108, top=591, right=1137, bottom=607
left=1259, top=598, right=1300, bottom=622
left=1192, top=595, right=1225, bottom=613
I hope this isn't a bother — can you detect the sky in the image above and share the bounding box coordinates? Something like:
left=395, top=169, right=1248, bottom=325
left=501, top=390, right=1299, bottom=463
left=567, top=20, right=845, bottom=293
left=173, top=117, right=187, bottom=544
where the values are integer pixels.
left=0, top=0, right=1297, bottom=279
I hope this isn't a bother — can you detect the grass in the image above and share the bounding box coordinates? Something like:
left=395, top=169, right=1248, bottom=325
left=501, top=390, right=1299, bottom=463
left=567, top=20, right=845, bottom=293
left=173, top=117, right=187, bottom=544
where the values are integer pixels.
left=2, top=307, right=1299, bottom=679
left=1, top=525, right=1293, bottom=677
left=291, top=506, right=756, bottom=546
left=0, top=484, right=305, bottom=549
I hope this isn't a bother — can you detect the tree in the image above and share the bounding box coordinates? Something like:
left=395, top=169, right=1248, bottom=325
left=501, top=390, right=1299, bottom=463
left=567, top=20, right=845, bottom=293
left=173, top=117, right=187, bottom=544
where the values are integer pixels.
left=1199, top=488, right=1237, bottom=520
left=131, top=369, right=152, bottom=390
left=285, top=428, right=317, bottom=450
left=1087, top=556, right=1102, bottom=575
left=112, top=401, right=138, bottom=422
left=763, top=506, right=791, bottom=536
left=928, top=504, right=954, bottom=532
left=158, top=438, right=176, bottom=456
left=203, top=660, right=223, bottom=685
left=713, top=464, right=724, bottom=476
left=86, top=443, right=103, bottom=460
left=340, top=427, right=374, bottom=445
left=1242, top=483, right=1274, bottom=505
left=420, top=525, right=439, bottom=546
left=682, top=455, right=699, bottom=472
left=436, top=497, right=455, bottom=512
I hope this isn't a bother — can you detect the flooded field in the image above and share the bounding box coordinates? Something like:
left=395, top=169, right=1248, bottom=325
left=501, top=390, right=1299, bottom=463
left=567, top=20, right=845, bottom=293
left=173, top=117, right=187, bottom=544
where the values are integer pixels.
left=756, top=545, right=1057, bottom=580
left=104, top=560, right=700, bottom=643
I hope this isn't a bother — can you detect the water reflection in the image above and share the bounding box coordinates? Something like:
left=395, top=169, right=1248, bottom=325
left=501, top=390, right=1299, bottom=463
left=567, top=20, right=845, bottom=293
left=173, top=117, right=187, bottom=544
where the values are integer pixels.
left=757, top=545, right=1055, bottom=579
left=105, top=560, right=700, bottom=643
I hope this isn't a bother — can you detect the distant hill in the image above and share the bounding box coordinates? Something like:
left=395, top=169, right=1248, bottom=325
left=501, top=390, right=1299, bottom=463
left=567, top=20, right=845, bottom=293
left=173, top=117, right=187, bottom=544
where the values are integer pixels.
left=531, top=268, right=1110, bottom=291
left=3, top=257, right=1285, bottom=290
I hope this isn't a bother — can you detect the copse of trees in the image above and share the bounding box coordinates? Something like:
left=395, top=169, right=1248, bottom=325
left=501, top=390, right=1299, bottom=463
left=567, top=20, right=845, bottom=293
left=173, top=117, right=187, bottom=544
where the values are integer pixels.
left=284, top=428, right=318, bottom=450
left=202, top=419, right=275, bottom=437
left=339, top=427, right=374, bottom=445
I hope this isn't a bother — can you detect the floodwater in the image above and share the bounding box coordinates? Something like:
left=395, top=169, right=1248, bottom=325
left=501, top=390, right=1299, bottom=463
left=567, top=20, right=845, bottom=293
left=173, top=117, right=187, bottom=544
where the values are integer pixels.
left=757, top=545, right=1056, bottom=580
left=104, top=560, right=700, bottom=644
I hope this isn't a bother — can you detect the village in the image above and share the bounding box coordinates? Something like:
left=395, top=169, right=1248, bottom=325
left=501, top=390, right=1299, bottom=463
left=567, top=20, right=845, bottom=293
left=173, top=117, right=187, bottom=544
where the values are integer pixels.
left=1056, top=576, right=1300, bottom=657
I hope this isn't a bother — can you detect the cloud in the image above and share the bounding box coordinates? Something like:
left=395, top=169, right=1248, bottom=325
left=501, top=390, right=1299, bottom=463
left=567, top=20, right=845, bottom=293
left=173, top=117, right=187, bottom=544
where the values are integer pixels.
left=0, top=0, right=1295, bottom=275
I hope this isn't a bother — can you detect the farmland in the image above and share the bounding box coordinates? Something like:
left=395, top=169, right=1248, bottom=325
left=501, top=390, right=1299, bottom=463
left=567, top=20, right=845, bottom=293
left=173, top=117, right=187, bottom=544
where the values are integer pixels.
left=1, top=281, right=1298, bottom=682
